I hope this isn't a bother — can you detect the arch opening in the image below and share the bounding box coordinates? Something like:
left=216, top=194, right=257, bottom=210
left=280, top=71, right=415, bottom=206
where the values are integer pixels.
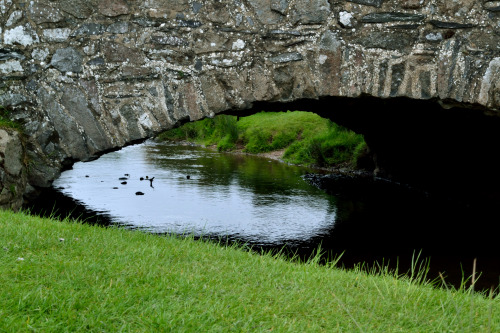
left=222, top=96, right=500, bottom=202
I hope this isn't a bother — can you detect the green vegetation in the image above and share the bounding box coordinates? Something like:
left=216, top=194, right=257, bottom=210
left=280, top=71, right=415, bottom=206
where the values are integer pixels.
left=0, top=106, right=22, bottom=130
left=156, top=111, right=367, bottom=168
left=1, top=209, right=498, bottom=332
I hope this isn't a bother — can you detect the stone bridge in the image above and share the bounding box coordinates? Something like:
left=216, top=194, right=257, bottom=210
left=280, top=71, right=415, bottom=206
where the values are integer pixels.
left=2, top=0, right=500, bottom=209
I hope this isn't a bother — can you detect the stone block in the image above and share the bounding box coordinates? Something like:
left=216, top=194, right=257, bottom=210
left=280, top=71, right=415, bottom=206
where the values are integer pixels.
left=355, top=31, right=417, bottom=51
left=318, top=31, right=343, bottom=96
left=0, top=0, right=12, bottom=15
left=215, top=68, right=254, bottom=109
left=269, top=52, right=303, bottom=64
left=28, top=2, right=63, bottom=24
left=121, top=66, right=157, bottom=80
left=42, top=28, right=71, bottom=43
left=61, top=85, right=110, bottom=152
left=361, top=12, right=425, bottom=23
left=200, top=76, right=229, bottom=113
left=401, top=0, right=426, bottom=9
left=271, top=0, right=288, bottom=15
left=6, top=10, right=23, bottom=27
left=192, top=2, right=202, bottom=14
left=419, top=71, right=432, bottom=99
left=429, top=20, right=475, bottom=29
left=338, top=11, right=356, bottom=28
left=178, top=82, right=203, bottom=121
left=390, top=62, right=406, bottom=97
left=50, top=47, right=83, bottom=73
left=4, top=25, right=39, bottom=46
left=98, top=0, right=129, bottom=17
left=107, top=22, right=129, bottom=34
left=87, top=57, right=105, bottom=66
left=151, top=35, right=189, bottom=47
left=0, top=128, right=27, bottom=211
left=71, top=24, right=107, bottom=37
left=0, top=129, right=23, bottom=176
left=0, top=50, right=24, bottom=61
left=119, top=104, right=143, bottom=140
left=484, top=1, right=500, bottom=12
left=102, top=42, right=145, bottom=65
left=435, top=0, right=476, bottom=16
left=291, top=0, right=331, bottom=25
left=36, top=86, right=90, bottom=161
left=247, top=0, right=283, bottom=25
left=273, top=66, right=294, bottom=100
left=144, top=0, right=189, bottom=19
left=79, top=79, right=102, bottom=116
left=0, top=93, right=27, bottom=107
left=60, top=0, right=94, bottom=18
left=250, top=65, right=278, bottom=101
left=0, top=60, right=23, bottom=75
left=32, top=48, right=49, bottom=62
left=290, top=62, right=318, bottom=99
left=347, top=0, right=383, bottom=8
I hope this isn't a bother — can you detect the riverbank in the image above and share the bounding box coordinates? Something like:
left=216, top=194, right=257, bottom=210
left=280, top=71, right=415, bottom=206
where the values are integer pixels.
left=1, top=209, right=498, bottom=331
left=156, top=111, right=369, bottom=170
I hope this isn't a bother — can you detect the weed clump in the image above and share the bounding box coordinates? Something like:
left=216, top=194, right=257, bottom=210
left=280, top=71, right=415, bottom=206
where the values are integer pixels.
left=0, top=106, right=22, bottom=130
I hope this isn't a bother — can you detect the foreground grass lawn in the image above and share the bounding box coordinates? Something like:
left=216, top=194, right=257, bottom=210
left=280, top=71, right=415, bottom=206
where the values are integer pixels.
left=1, top=210, right=498, bottom=332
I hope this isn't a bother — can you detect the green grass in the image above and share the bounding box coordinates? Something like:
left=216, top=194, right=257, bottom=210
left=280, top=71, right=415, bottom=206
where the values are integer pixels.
left=1, top=209, right=499, bottom=332
left=0, top=106, right=22, bottom=130
left=156, top=111, right=367, bottom=168
left=156, top=115, right=239, bottom=151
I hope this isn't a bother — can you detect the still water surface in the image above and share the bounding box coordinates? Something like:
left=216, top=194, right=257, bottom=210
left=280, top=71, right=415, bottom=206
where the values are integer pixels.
left=54, top=141, right=336, bottom=245
left=51, top=140, right=500, bottom=291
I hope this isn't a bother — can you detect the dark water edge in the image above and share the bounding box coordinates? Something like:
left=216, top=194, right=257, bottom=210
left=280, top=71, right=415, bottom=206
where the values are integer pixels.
left=25, top=187, right=114, bottom=228
left=26, top=176, right=500, bottom=295
left=302, top=173, right=500, bottom=294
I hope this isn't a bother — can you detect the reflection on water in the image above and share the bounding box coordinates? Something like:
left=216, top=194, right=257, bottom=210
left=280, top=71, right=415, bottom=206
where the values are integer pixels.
left=54, top=141, right=336, bottom=245
left=48, top=140, right=500, bottom=291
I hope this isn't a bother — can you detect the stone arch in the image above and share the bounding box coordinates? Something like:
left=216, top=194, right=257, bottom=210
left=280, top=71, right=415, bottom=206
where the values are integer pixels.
left=2, top=0, right=500, bottom=204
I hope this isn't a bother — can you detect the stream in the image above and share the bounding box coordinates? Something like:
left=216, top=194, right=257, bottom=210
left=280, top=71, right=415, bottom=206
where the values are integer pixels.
left=29, top=140, right=500, bottom=292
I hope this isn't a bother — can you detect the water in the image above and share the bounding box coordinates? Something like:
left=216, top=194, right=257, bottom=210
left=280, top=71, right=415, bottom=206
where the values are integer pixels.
left=46, top=140, right=499, bottom=292
left=53, top=141, right=336, bottom=245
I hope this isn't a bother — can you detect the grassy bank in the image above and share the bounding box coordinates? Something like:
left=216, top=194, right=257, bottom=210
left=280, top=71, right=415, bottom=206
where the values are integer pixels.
left=1, top=210, right=498, bottom=332
left=156, top=111, right=367, bottom=168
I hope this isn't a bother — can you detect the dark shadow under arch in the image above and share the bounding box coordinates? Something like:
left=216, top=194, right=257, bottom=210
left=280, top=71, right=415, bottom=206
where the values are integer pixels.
left=222, top=95, right=500, bottom=203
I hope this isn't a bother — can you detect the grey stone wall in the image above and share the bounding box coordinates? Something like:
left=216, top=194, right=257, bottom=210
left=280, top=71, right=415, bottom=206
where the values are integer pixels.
left=0, top=128, right=26, bottom=210
left=2, top=0, right=500, bottom=201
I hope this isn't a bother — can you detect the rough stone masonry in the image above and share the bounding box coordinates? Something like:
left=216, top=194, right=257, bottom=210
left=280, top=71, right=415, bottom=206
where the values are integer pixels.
left=2, top=0, right=500, bottom=207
